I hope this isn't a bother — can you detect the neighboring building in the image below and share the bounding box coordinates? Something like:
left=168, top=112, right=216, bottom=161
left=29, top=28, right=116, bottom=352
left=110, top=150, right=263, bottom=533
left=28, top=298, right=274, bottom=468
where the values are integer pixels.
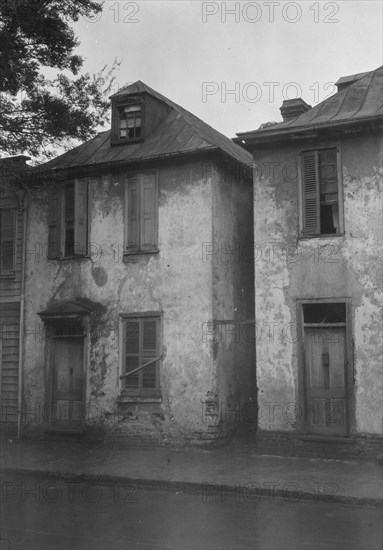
left=19, top=82, right=255, bottom=444
left=0, top=156, right=30, bottom=432
left=236, top=66, right=383, bottom=456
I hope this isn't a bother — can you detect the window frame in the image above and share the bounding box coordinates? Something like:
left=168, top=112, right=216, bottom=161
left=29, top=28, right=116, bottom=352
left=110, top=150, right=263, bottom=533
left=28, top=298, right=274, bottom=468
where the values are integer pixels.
left=118, top=104, right=142, bottom=140
left=298, top=144, right=344, bottom=238
left=0, top=206, right=17, bottom=277
left=47, top=180, right=89, bottom=260
left=119, top=313, right=162, bottom=397
left=124, top=171, right=159, bottom=255
left=111, top=96, right=145, bottom=145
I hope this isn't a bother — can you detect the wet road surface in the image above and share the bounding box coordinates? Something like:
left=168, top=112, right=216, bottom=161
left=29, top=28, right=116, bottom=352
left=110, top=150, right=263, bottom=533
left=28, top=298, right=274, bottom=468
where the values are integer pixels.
left=1, top=473, right=382, bottom=550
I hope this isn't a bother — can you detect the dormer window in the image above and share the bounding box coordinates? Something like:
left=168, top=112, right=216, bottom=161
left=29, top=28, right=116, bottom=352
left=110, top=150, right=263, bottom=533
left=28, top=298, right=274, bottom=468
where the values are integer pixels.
left=119, top=105, right=142, bottom=139
left=111, top=96, right=144, bottom=145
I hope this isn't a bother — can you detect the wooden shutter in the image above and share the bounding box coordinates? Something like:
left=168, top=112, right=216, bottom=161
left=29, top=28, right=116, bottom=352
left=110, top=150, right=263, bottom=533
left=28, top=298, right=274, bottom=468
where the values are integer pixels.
left=302, top=151, right=320, bottom=235
left=125, top=321, right=140, bottom=389
left=48, top=187, right=62, bottom=259
left=140, top=173, right=157, bottom=251
left=74, top=180, right=88, bottom=256
left=0, top=209, right=16, bottom=272
left=142, top=319, right=158, bottom=390
left=125, top=175, right=140, bottom=252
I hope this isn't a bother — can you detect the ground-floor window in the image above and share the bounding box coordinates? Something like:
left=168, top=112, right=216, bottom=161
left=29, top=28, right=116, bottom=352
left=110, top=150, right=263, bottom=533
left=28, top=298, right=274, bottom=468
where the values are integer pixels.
left=120, top=314, right=162, bottom=395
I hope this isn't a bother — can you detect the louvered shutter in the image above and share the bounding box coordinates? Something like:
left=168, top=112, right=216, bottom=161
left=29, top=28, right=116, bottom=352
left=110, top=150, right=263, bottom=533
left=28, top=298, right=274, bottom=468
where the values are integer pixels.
left=302, top=151, right=320, bottom=235
left=74, top=180, right=88, bottom=256
left=142, top=319, right=158, bottom=389
left=126, top=175, right=139, bottom=252
left=140, top=173, right=157, bottom=251
left=125, top=321, right=140, bottom=389
left=0, top=209, right=15, bottom=272
left=48, top=187, right=61, bottom=259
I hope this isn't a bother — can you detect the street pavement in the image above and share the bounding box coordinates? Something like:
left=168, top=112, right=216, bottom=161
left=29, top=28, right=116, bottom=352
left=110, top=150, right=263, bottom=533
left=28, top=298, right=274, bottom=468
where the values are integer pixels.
left=1, top=472, right=382, bottom=550
left=0, top=435, right=382, bottom=507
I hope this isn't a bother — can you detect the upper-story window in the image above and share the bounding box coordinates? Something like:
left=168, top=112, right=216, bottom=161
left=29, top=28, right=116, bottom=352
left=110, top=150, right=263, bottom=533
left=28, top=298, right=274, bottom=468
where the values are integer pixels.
left=300, top=147, right=344, bottom=237
left=111, top=97, right=144, bottom=145
left=48, top=181, right=88, bottom=259
left=124, top=172, right=158, bottom=255
left=119, top=105, right=142, bottom=139
left=0, top=207, right=16, bottom=275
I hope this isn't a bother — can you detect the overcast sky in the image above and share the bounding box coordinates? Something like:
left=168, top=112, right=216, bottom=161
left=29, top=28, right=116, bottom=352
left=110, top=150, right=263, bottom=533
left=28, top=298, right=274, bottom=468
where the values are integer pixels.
left=73, top=0, right=382, bottom=138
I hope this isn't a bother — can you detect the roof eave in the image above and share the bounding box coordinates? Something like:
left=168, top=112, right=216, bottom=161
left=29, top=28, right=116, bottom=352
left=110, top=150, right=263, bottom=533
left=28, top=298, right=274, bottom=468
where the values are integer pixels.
left=236, top=114, right=383, bottom=145
left=27, top=146, right=221, bottom=181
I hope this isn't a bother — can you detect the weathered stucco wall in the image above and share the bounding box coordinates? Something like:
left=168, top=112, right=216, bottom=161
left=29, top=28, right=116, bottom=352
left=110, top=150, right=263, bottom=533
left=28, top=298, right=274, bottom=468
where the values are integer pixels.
left=252, top=133, right=383, bottom=436
left=23, top=160, right=219, bottom=441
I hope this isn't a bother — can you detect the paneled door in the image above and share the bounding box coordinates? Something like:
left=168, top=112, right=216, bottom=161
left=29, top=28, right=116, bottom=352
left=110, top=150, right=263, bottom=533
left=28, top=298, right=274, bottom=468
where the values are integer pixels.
left=304, top=327, right=348, bottom=436
left=49, top=337, right=84, bottom=431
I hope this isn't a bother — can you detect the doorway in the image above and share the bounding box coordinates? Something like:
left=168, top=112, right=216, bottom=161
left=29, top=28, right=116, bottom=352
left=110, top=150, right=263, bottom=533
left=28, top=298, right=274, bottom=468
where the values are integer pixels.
left=38, top=302, right=90, bottom=433
left=300, top=301, right=353, bottom=437
left=48, top=335, right=85, bottom=431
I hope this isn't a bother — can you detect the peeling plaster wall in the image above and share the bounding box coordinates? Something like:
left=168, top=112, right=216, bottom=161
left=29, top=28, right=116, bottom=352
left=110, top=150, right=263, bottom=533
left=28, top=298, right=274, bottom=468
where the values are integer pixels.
left=252, top=133, right=383, bottom=435
left=23, top=160, right=217, bottom=439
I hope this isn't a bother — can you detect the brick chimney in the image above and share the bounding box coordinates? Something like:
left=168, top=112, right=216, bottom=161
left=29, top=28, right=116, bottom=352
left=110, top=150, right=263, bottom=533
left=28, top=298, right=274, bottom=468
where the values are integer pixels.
left=280, top=98, right=312, bottom=122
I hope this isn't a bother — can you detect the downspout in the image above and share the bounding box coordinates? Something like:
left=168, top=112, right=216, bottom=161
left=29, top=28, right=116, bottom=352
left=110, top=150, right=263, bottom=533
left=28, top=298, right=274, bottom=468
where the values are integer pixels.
left=17, top=193, right=27, bottom=440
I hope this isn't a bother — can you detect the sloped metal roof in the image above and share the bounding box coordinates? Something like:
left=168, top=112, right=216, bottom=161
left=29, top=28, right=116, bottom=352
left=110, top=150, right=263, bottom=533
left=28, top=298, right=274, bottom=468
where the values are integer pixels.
left=237, top=66, right=383, bottom=142
left=41, top=81, right=252, bottom=171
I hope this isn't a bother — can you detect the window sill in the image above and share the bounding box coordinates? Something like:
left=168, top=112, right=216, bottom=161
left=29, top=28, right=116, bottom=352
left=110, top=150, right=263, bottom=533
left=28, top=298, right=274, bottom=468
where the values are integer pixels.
left=118, top=394, right=162, bottom=404
left=298, top=233, right=345, bottom=240
left=47, top=255, right=89, bottom=262
left=111, top=137, right=144, bottom=146
left=123, top=250, right=159, bottom=262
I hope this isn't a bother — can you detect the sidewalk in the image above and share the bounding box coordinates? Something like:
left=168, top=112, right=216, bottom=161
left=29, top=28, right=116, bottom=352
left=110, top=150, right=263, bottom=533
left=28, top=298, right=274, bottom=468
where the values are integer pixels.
left=1, top=436, right=382, bottom=507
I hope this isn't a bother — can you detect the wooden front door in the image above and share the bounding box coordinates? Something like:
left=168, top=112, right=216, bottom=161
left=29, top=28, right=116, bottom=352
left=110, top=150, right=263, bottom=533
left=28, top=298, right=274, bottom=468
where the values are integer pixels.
left=49, top=337, right=84, bottom=431
left=304, top=327, right=348, bottom=436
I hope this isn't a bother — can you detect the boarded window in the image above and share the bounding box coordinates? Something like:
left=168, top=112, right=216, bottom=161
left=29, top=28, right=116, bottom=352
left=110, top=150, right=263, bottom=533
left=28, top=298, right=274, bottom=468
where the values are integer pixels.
left=301, top=148, right=342, bottom=236
left=47, top=181, right=88, bottom=259
left=125, top=173, right=158, bottom=253
left=122, top=316, right=161, bottom=393
left=0, top=208, right=16, bottom=274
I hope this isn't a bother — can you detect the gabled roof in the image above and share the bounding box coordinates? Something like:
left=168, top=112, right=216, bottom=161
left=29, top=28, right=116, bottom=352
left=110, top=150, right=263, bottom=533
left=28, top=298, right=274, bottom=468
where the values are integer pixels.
left=237, top=66, right=383, bottom=144
left=40, top=81, right=252, bottom=171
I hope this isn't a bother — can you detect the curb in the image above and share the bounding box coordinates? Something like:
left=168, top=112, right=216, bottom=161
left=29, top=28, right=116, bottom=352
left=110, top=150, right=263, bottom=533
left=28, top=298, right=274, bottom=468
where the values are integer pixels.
left=2, top=466, right=382, bottom=508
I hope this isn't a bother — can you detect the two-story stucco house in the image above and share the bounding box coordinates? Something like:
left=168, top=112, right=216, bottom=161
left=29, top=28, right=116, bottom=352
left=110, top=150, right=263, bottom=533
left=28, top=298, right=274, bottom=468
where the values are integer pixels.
left=17, top=82, right=255, bottom=444
left=236, top=66, right=383, bottom=457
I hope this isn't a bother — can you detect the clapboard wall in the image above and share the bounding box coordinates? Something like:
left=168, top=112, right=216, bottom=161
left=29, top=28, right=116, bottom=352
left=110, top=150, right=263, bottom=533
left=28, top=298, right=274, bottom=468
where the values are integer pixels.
left=0, top=190, right=23, bottom=423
